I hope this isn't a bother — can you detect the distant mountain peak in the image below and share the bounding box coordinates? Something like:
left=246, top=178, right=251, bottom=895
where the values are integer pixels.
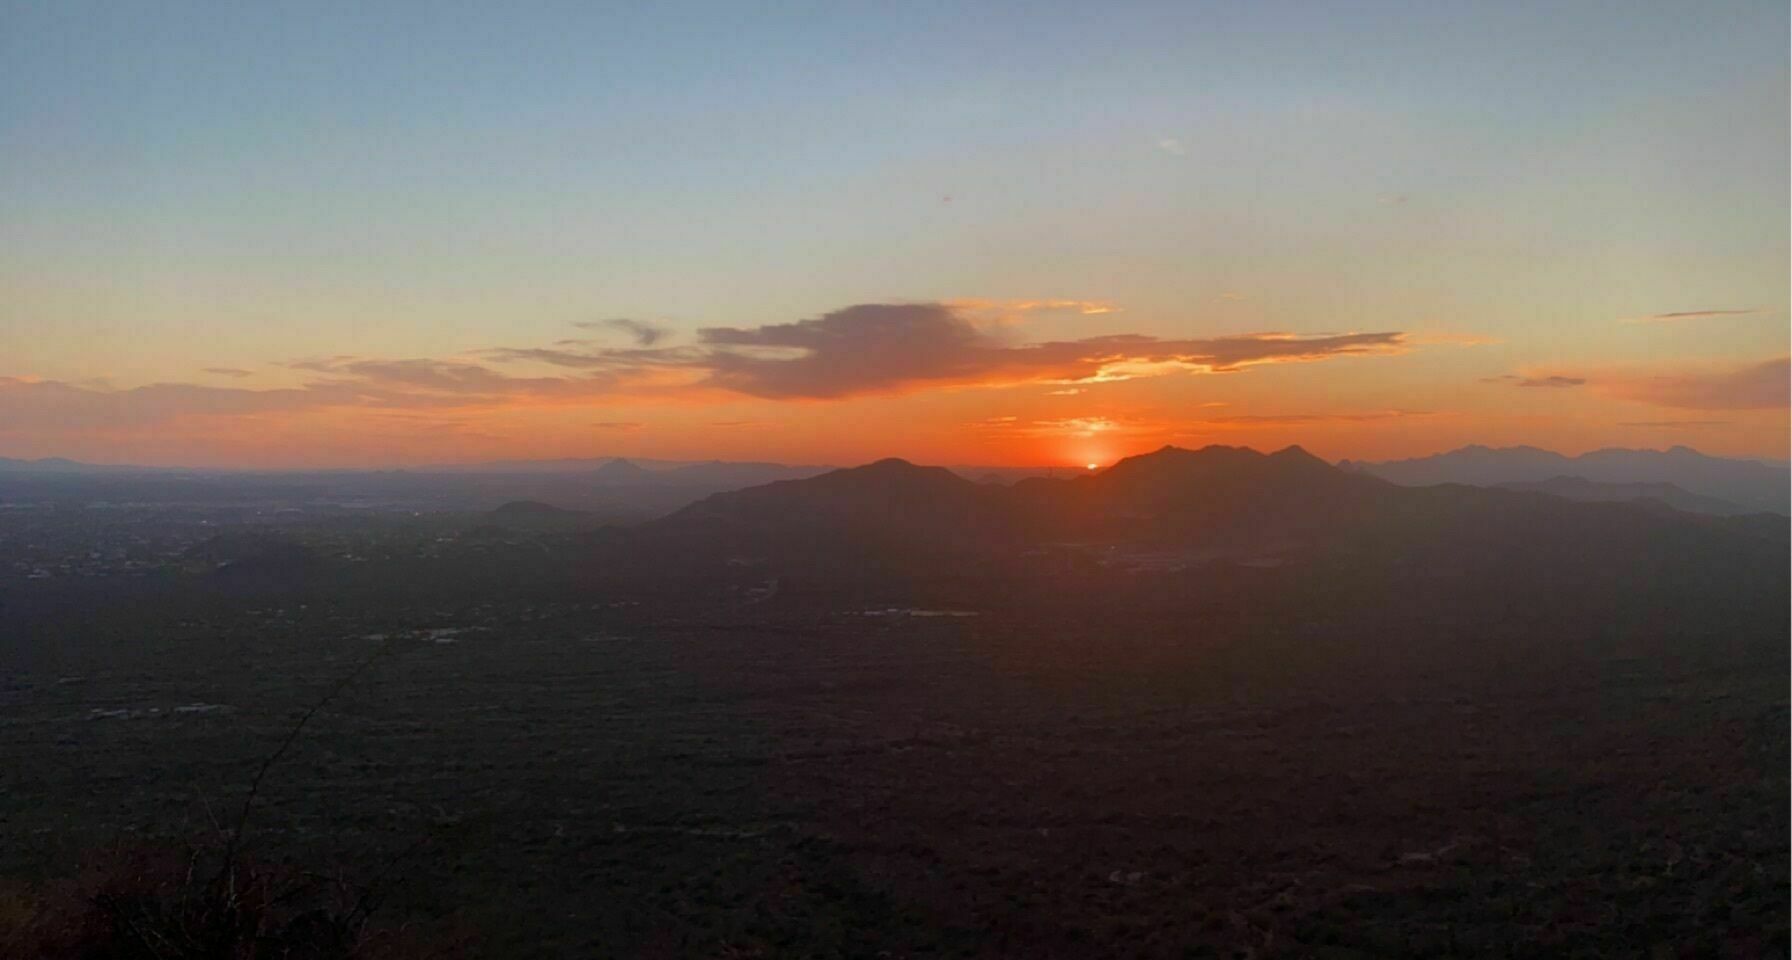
left=820, top=458, right=975, bottom=491
left=592, top=457, right=653, bottom=482
left=1269, top=444, right=1326, bottom=464
left=1111, top=444, right=1260, bottom=470
left=1354, top=443, right=1788, bottom=514
left=863, top=457, right=920, bottom=470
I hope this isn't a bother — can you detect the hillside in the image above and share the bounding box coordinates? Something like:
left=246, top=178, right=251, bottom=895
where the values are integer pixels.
left=1495, top=475, right=1751, bottom=515
left=625, top=445, right=1788, bottom=590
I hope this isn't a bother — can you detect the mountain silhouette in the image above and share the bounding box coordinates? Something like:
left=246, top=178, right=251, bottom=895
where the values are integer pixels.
left=484, top=499, right=591, bottom=530
left=1494, top=476, right=1750, bottom=516
left=1010, top=444, right=1391, bottom=549
left=662, top=460, right=831, bottom=487
left=0, top=456, right=164, bottom=474
left=648, top=458, right=1014, bottom=570
left=592, top=458, right=655, bottom=485
left=1344, top=444, right=1789, bottom=514
left=181, top=532, right=323, bottom=586
left=619, top=445, right=1788, bottom=587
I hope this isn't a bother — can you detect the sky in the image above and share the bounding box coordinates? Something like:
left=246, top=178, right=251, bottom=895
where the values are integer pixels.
left=2, top=0, right=1787, bottom=468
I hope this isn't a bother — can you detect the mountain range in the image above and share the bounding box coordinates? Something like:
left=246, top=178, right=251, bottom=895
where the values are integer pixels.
left=1492, top=476, right=1753, bottom=516
left=5, top=444, right=1787, bottom=520
left=0, top=457, right=171, bottom=474
left=1342, top=445, right=1789, bottom=514
left=624, top=445, right=1788, bottom=591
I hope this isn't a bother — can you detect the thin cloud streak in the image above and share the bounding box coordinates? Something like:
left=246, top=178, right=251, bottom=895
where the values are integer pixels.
left=2, top=301, right=1407, bottom=436
left=1621, top=308, right=1758, bottom=324
left=1617, top=420, right=1731, bottom=428
left=1201, top=410, right=1430, bottom=425
left=975, top=409, right=1430, bottom=441
left=1482, top=374, right=1586, bottom=388
left=574, top=318, right=670, bottom=346
left=1409, top=332, right=1501, bottom=346
left=1593, top=357, right=1789, bottom=410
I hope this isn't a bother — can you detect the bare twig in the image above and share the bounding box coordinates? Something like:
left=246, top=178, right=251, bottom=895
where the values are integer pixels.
left=214, top=641, right=395, bottom=886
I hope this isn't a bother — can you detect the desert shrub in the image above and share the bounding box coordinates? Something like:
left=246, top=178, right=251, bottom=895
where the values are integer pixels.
left=0, top=839, right=468, bottom=959
left=2, top=644, right=468, bottom=959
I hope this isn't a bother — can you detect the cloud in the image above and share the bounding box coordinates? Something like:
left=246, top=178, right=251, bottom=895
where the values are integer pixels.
left=574, top=317, right=669, bottom=346
left=0, top=358, right=632, bottom=434
left=477, top=345, right=672, bottom=369
left=1617, top=420, right=1731, bottom=428
left=590, top=421, right=644, bottom=431
left=291, top=357, right=619, bottom=400
left=1477, top=359, right=1788, bottom=410
left=1031, top=417, right=1124, bottom=438
left=1198, top=410, right=1429, bottom=425
left=1621, top=308, right=1758, bottom=325
left=1522, top=375, right=1586, bottom=388
left=680, top=303, right=1402, bottom=399
left=1482, top=374, right=1586, bottom=388
left=709, top=419, right=771, bottom=428
left=977, top=416, right=1149, bottom=439
left=1156, top=137, right=1187, bottom=156
left=1, top=301, right=1408, bottom=434
left=0, top=377, right=344, bottom=430
left=1409, top=331, right=1501, bottom=346
left=1593, top=357, right=1789, bottom=410
left=944, top=298, right=1119, bottom=327
left=202, top=367, right=253, bottom=378
left=975, top=410, right=1429, bottom=441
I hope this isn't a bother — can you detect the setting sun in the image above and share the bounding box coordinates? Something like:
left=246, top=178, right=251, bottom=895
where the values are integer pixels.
left=1086, top=463, right=1099, bottom=471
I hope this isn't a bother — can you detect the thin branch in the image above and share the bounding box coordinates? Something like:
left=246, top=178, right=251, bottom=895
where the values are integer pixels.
left=214, top=641, right=395, bottom=885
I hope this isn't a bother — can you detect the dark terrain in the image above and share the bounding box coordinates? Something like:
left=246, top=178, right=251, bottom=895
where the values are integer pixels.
left=1, top=447, right=1786, bottom=957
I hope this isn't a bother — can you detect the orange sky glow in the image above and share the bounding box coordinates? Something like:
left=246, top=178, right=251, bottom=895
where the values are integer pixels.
left=3, top=300, right=1784, bottom=469
left=4, top=5, right=1786, bottom=469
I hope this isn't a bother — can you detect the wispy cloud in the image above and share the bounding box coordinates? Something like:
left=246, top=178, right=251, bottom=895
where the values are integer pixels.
left=975, top=409, right=1429, bottom=440
left=1156, top=137, right=1187, bottom=156
left=1, top=301, right=1409, bottom=435
left=1199, top=410, right=1429, bottom=425
left=945, top=298, right=1119, bottom=327
left=1617, top=420, right=1731, bottom=428
left=1409, top=331, right=1501, bottom=346
left=977, top=416, right=1148, bottom=439
left=0, top=359, right=635, bottom=436
left=1620, top=308, right=1758, bottom=325
left=573, top=317, right=669, bottom=346
left=202, top=367, right=253, bottom=378
left=590, top=421, right=645, bottom=430
left=1481, top=374, right=1586, bottom=388
left=1593, top=357, right=1789, bottom=410
left=685, top=305, right=1399, bottom=398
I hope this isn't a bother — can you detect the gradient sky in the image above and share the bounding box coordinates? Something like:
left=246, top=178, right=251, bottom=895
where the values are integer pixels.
left=3, top=0, right=1786, bottom=468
